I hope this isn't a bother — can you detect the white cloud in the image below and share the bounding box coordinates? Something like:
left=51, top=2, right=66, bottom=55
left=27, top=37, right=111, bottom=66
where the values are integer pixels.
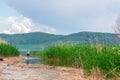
left=2, top=0, right=120, bottom=34
left=7, top=16, right=16, bottom=23
left=0, top=16, right=57, bottom=34
left=23, top=17, right=32, bottom=26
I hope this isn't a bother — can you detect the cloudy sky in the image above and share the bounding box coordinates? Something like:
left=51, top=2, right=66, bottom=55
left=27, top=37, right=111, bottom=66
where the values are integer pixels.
left=0, top=0, right=120, bottom=34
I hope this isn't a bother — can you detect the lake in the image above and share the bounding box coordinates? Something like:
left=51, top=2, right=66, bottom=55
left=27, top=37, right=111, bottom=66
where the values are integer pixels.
left=20, top=51, right=40, bottom=64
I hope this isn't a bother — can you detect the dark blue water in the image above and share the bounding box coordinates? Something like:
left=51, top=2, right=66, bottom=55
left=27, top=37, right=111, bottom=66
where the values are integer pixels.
left=20, top=51, right=40, bottom=64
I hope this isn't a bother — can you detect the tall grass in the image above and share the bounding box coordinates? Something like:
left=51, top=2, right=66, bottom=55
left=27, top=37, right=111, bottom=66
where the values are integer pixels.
left=33, top=44, right=120, bottom=78
left=0, top=43, right=20, bottom=57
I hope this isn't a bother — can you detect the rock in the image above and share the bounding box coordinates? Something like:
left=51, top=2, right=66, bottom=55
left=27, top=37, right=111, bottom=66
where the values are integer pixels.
left=0, top=58, right=3, bottom=61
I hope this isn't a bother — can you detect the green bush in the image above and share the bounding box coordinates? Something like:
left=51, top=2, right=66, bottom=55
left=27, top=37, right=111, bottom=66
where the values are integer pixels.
left=0, top=43, right=20, bottom=57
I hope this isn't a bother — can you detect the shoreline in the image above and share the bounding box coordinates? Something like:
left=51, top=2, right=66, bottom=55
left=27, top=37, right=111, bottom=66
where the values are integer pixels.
left=2, top=56, right=25, bottom=65
left=0, top=56, right=106, bottom=80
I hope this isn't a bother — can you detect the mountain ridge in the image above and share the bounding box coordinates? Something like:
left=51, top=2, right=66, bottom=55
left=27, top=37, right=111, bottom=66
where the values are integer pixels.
left=0, top=32, right=120, bottom=50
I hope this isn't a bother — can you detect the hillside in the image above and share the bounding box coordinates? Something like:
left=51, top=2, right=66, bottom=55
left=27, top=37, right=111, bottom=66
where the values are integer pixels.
left=0, top=32, right=63, bottom=45
left=0, top=32, right=120, bottom=50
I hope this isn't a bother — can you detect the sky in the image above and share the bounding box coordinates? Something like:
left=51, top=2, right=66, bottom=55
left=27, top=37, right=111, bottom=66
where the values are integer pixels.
left=0, top=0, right=120, bottom=34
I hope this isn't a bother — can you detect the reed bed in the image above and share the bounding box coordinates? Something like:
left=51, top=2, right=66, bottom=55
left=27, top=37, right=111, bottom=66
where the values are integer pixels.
left=33, top=44, right=120, bottom=78
left=0, top=43, right=20, bottom=57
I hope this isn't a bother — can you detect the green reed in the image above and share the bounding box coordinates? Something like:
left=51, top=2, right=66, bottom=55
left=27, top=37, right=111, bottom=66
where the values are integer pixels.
left=33, top=44, right=120, bottom=78
left=0, top=43, right=20, bottom=57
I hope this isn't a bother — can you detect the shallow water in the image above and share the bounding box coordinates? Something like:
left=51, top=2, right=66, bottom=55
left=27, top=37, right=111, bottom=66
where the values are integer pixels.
left=20, top=51, right=40, bottom=64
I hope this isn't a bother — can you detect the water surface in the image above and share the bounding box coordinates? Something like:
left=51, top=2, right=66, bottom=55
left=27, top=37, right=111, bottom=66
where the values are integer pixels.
left=20, top=51, right=40, bottom=64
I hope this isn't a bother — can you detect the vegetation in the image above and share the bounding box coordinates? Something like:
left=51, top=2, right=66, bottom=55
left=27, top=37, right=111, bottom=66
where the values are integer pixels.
left=0, top=43, right=20, bottom=57
left=33, top=45, right=120, bottom=78
left=0, top=32, right=120, bottom=51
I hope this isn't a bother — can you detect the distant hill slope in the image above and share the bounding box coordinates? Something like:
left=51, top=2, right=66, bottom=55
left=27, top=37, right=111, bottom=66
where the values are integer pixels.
left=0, top=32, right=120, bottom=49
left=64, top=32, right=120, bottom=45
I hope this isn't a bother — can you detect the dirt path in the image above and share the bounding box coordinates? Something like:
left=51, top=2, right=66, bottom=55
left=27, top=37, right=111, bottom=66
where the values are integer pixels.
left=0, top=57, right=105, bottom=80
left=0, top=63, right=63, bottom=80
left=0, top=63, right=87, bottom=80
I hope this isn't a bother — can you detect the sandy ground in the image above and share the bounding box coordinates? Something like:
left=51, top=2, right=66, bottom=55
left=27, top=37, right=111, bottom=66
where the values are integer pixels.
left=0, top=57, right=105, bottom=80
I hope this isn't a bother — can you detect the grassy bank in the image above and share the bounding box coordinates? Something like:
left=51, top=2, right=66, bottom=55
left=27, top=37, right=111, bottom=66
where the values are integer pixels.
left=0, top=43, right=20, bottom=57
left=33, top=45, right=120, bottom=78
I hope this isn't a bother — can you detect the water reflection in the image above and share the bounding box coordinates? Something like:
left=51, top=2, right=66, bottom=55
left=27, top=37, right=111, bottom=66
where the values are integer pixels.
left=20, top=51, right=40, bottom=64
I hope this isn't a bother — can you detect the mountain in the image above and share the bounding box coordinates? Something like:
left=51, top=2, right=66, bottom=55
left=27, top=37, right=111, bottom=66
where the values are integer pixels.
left=64, top=32, right=120, bottom=45
left=0, top=32, right=120, bottom=50
left=0, top=32, right=63, bottom=45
